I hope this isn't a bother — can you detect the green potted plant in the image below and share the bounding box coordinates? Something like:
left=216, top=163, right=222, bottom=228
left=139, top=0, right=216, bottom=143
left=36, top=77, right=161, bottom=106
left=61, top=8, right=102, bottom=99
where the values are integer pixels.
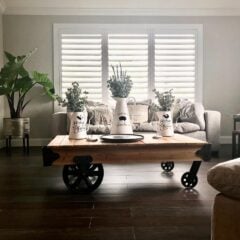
left=153, top=89, right=175, bottom=137
left=107, top=64, right=133, bottom=134
left=58, top=81, right=88, bottom=112
left=58, top=81, right=89, bottom=139
left=107, top=64, right=133, bottom=98
left=0, top=49, right=56, bottom=138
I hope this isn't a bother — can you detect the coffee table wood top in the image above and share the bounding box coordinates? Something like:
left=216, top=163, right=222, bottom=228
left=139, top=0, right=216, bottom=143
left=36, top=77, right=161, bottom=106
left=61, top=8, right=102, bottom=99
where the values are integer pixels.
left=45, top=134, right=207, bottom=165
left=49, top=134, right=206, bottom=148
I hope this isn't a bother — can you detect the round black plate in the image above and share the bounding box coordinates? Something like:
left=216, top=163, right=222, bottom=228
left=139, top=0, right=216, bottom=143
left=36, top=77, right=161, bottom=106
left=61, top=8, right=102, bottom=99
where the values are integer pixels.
left=100, top=134, right=144, bottom=143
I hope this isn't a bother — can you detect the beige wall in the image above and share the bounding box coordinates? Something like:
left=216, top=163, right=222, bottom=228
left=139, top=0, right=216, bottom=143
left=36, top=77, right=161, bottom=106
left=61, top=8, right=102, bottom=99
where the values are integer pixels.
left=3, top=15, right=240, bottom=139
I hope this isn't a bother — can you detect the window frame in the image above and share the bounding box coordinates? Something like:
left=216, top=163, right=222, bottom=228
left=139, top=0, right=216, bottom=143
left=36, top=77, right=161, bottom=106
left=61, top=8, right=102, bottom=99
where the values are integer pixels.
left=53, top=24, right=203, bottom=111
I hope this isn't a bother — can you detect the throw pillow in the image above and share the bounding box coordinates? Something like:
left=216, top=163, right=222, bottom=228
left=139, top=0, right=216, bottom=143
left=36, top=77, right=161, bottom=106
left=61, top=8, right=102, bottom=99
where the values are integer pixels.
left=87, top=124, right=111, bottom=134
left=177, top=99, right=205, bottom=130
left=207, top=159, right=240, bottom=200
left=87, top=104, right=113, bottom=125
left=133, top=121, right=158, bottom=132
left=173, top=122, right=200, bottom=133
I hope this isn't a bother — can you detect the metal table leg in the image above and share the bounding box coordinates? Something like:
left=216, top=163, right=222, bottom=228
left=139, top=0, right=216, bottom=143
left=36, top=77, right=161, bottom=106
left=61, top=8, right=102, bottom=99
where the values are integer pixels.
left=181, top=161, right=202, bottom=188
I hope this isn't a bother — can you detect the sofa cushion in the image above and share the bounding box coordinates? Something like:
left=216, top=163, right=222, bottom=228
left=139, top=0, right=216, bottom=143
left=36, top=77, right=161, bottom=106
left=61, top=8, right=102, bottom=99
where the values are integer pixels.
left=174, top=122, right=200, bottom=133
left=176, top=99, right=205, bottom=130
left=207, top=159, right=240, bottom=199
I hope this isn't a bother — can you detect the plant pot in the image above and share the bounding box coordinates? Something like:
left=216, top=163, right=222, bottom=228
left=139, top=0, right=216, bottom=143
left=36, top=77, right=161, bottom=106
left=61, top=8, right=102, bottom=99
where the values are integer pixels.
left=3, top=118, right=30, bottom=138
left=157, top=111, right=174, bottom=137
left=111, top=97, right=133, bottom=135
left=69, top=111, right=88, bottom=139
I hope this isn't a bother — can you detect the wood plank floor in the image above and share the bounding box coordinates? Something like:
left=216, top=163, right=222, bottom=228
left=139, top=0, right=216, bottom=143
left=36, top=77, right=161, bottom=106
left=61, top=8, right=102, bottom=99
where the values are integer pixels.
left=0, top=146, right=231, bottom=240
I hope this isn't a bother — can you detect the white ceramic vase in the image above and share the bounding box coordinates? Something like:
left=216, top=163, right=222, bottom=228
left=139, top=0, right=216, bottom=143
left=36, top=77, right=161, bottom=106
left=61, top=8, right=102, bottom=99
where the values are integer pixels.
left=69, top=111, right=88, bottom=139
left=157, top=111, right=174, bottom=137
left=111, top=97, right=133, bottom=135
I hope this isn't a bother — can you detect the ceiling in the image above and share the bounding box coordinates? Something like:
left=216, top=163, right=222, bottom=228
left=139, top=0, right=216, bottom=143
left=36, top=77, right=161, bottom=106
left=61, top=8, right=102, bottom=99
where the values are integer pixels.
left=1, top=0, right=240, bottom=16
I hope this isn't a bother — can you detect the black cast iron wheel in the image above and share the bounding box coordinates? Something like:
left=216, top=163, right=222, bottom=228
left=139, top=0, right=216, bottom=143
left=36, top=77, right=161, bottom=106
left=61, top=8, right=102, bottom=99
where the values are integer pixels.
left=161, top=161, right=174, bottom=172
left=181, top=172, right=198, bottom=188
left=63, top=164, right=104, bottom=193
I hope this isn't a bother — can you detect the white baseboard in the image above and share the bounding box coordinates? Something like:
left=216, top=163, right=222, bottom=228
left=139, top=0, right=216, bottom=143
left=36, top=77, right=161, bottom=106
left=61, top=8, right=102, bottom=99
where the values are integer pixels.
left=220, top=136, right=231, bottom=144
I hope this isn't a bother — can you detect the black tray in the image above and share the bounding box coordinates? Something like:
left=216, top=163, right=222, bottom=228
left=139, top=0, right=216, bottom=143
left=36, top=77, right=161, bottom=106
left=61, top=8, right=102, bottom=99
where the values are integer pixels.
left=100, top=134, right=144, bottom=143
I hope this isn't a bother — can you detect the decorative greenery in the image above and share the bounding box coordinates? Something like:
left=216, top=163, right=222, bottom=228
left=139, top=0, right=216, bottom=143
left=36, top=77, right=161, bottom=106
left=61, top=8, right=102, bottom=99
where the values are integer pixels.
left=0, top=49, right=56, bottom=118
left=58, top=81, right=88, bottom=112
left=153, top=89, right=175, bottom=111
left=107, top=64, right=133, bottom=98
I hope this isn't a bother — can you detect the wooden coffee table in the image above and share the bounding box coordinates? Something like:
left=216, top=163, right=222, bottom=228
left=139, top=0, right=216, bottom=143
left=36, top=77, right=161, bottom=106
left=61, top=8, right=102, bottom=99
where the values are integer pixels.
left=42, top=134, right=209, bottom=192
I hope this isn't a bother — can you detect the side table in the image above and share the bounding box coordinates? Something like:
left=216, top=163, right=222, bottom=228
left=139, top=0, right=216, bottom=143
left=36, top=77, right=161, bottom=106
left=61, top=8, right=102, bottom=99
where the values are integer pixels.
left=232, top=114, right=240, bottom=158
left=5, top=134, right=29, bottom=154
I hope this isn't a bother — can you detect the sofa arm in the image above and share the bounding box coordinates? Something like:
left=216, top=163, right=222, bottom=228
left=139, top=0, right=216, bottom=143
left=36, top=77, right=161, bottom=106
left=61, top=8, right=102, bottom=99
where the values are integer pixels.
left=52, top=112, right=68, bottom=137
left=204, top=110, right=221, bottom=152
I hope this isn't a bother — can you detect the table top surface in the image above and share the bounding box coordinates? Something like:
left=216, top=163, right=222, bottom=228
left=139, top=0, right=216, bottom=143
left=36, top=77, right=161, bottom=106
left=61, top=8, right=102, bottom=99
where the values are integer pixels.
left=48, top=134, right=207, bottom=149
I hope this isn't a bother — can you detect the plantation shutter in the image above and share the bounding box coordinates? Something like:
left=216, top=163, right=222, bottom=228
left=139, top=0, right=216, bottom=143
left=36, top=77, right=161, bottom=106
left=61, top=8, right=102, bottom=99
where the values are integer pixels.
left=60, top=34, right=102, bottom=101
left=108, top=34, right=148, bottom=100
left=154, top=33, right=196, bottom=101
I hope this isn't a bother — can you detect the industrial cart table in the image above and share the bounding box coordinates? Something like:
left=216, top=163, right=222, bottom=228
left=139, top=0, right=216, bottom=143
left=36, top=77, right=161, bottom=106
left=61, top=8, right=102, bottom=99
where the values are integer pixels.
left=42, top=134, right=209, bottom=193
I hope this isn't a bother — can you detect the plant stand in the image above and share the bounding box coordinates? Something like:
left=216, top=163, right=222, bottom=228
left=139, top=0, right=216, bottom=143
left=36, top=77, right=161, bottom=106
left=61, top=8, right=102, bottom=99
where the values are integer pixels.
left=5, top=134, right=29, bottom=154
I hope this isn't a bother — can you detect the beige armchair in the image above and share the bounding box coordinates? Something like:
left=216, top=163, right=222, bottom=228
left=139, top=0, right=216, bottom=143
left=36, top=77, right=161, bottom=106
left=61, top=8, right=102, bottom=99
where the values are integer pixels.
left=208, top=158, right=240, bottom=240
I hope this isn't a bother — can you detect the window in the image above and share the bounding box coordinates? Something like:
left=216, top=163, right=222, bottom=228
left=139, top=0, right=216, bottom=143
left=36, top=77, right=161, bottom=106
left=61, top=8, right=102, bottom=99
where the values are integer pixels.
left=154, top=33, right=197, bottom=100
left=54, top=24, right=202, bottom=104
left=108, top=34, right=149, bottom=100
left=60, top=34, right=102, bottom=101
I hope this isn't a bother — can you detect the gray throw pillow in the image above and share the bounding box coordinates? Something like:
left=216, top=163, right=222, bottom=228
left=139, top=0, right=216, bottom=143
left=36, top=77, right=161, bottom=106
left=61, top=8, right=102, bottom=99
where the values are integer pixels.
left=173, top=122, right=200, bottom=133
left=178, top=99, right=205, bottom=130
left=207, top=159, right=240, bottom=199
left=87, top=104, right=113, bottom=125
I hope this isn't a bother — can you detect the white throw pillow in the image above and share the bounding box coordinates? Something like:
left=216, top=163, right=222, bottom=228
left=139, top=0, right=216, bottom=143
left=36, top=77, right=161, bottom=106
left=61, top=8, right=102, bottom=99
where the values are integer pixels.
left=207, top=158, right=240, bottom=199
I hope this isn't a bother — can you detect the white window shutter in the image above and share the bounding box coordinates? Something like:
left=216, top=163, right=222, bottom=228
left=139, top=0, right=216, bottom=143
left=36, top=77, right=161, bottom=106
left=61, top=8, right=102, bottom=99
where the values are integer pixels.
left=154, top=33, right=196, bottom=101
left=55, top=25, right=202, bottom=105
left=108, top=34, right=149, bottom=101
left=60, top=34, right=102, bottom=101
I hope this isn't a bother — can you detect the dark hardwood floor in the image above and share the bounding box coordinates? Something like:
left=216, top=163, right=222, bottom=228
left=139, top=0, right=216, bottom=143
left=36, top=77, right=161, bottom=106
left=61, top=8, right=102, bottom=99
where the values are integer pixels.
left=0, top=146, right=231, bottom=240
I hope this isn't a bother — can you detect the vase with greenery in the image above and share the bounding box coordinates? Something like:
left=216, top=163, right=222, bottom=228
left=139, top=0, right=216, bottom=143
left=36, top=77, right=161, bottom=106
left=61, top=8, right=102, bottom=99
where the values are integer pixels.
left=153, top=89, right=175, bottom=137
left=0, top=49, right=56, bottom=137
left=58, top=81, right=89, bottom=139
left=107, top=64, right=133, bottom=135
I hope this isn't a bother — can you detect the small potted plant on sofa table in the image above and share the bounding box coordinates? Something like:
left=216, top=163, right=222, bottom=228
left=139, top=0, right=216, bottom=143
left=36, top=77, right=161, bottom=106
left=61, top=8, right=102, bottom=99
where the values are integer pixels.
left=107, top=64, right=133, bottom=134
left=153, top=89, right=175, bottom=137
